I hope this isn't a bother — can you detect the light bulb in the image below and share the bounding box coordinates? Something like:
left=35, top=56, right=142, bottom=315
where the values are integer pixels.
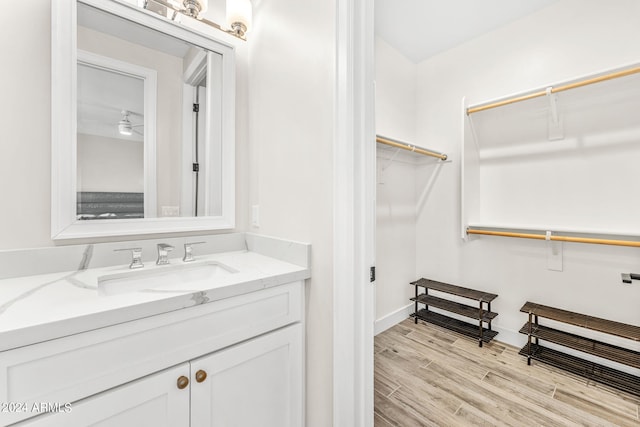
left=118, top=111, right=133, bottom=136
left=183, top=0, right=208, bottom=17
left=118, top=121, right=133, bottom=136
left=226, top=0, right=252, bottom=36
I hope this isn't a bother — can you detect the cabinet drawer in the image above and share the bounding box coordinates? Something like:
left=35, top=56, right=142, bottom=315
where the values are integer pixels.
left=0, top=281, right=302, bottom=426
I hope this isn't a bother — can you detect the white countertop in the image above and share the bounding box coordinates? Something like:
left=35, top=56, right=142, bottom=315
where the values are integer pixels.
left=0, top=233, right=311, bottom=352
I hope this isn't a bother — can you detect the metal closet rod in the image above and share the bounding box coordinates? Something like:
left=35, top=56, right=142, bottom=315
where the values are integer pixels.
left=466, top=65, right=640, bottom=115
left=376, top=135, right=448, bottom=161
left=467, top=228, right=640, bottom=248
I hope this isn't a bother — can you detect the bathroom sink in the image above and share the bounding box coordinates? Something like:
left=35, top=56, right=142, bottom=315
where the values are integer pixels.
left=98, top=261, right=237, bottom=296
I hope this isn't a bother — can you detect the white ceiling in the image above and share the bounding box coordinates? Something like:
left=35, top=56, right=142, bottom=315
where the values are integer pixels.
left=375, top=0, right=560, bottom=63
left=79, top=3, right=194, bottom=58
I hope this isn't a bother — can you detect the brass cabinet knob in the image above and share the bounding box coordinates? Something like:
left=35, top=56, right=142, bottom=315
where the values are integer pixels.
left=177, top=375, right=189, bottom=390
left=195, top=370, right=207, bottom=383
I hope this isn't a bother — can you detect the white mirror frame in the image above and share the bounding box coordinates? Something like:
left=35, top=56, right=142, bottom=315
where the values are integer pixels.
left=51, top=0, right=236, bottom=240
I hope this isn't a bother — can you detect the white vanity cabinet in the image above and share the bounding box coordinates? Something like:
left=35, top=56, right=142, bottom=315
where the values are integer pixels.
left=16, top=324, right=302, bottom=427
left=0, top=281, right=304, bottom=427
left=190, top=323, right=302, bottom=427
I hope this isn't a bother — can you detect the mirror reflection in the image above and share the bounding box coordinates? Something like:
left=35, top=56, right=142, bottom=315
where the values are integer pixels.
left=77, top=56, right=148, bottom=219
left=76, top=3, right=217, bottom=220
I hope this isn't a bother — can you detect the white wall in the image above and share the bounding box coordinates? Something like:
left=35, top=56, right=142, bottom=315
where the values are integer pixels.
left=375, top=37, right=416, bottom=143
left=374, top=37, right=417, bottom=331
left=414, top=0, right=640, bottom=350
left=247, top=0, right=335, bottom=425
left=77, top=133, right=144, bottom=192
left=0, top=0, right=52, bottom=249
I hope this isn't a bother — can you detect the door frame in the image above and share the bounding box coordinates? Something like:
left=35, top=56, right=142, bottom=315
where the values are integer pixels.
left=333, top=0, right=375, bottom=425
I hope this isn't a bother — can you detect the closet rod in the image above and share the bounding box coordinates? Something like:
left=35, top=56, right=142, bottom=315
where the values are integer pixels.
left=376, top=135, right=448, bottom=160
left=467, top=65, right=640, bottom=115
left=467, top=228, right=640, bottom=248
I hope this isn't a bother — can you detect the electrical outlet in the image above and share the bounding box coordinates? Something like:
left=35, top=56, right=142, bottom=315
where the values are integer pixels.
left=161, top=206, right=180, bottom=217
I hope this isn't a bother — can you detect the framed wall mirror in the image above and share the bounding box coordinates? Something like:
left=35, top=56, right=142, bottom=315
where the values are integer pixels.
left=52, top=0, right=235, bottom=240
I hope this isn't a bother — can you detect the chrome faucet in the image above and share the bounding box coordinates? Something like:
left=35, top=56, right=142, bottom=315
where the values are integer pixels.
left=114, top=247, right=144, bottom=269
left=183, top=241, right=205, bottom=262
left=156, top=243, right=174, bottom=265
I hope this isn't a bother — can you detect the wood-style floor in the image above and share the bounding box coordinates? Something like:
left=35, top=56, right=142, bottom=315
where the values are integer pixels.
left=374, top=319, right=640, bottom=427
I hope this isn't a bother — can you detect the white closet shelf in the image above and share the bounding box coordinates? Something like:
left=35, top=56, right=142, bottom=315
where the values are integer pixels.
left=461, top=61, right=640, bottom=244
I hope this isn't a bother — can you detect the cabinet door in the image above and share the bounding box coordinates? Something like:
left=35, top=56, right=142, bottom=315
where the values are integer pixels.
left=15, top=363, right=190, bottom=427
left=191, top=323, right=303, bottom=427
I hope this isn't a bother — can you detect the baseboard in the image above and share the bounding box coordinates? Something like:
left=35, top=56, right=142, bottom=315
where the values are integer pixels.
left=492, top=326, right=523, bottom=348
left=375, top=303, right=414, bottom=336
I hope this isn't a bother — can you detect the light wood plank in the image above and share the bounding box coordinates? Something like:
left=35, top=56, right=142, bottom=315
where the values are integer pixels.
left=554, top=387, right=639, bottom=427
left=424, top=360, right=569, bottom=427
left=374, top=390, right=435, bottom=427
left=587, top=380, right=640, bottom=407
left=377, top=351, right=462, bottom=415
left=374, top=338, right=387, bottom=354
left=454, top=403, right=512, bottom=427
left=375, top=319, right=640, bottom=427
left=451, top=335, right=506, bottom=357
left=375, top=330, right=433, bottom=366
left=374, top=368, right=401, bottom=397
left=404, top=332, right=491, bottom=380
left=374, top=411, right=394, bottom=427
left=389, top=386, right=467, bottom=426
left=375, top=350, right=425, bottom=382
left=403, top=319, right=460, bottom=345
left=481, top=372, right=602, bottom=427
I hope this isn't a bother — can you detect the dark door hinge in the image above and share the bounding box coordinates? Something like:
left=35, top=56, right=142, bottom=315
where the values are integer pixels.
left=192, top=163, right=200, bottom=172
left=370, top=266, right=376, bottom=282
left=193, top=103, right=199, bottom=112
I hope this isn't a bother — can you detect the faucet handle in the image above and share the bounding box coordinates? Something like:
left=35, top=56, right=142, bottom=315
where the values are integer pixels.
left=183, top=241, right=205, bottom=262
left=156, top=243, right=175, bottom=265
left=114, top=247, right=144, bottom=269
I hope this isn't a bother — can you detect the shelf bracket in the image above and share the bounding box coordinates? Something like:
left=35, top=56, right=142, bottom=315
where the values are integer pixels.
left=546, top=87, right=564, bottom=141
left=546, top=231, right=563, bottom=271
left=380, top=148, right=402, bottom=173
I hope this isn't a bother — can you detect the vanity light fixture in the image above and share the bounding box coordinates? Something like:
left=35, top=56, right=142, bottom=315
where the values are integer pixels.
left=142, top=0, right=252, bottom=40
left=226, top=0, right=252, bottom=38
